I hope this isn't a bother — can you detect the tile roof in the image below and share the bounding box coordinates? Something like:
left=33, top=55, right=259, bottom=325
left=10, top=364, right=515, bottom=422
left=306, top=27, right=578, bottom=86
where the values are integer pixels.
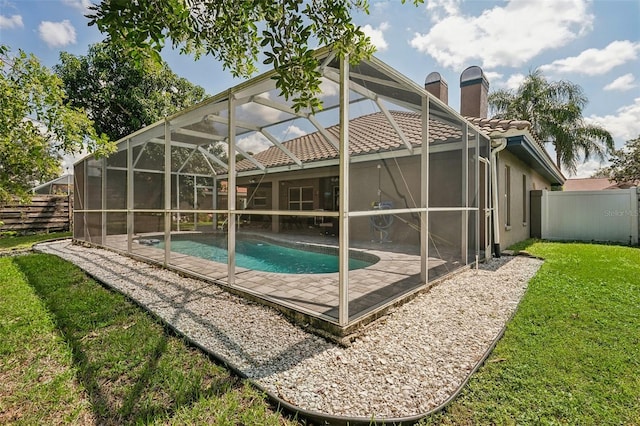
left=236, top=111, right=535, bottom=172
left=563, top=178, right=633, bottom=191
left=464, top=117, right=531, bottom=133
left=465, top=116, right=546, bottom=149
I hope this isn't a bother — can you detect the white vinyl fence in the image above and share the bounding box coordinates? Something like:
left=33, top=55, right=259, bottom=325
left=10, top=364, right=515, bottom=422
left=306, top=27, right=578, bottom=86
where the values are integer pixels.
left=536, top=188, right=639, bottom=245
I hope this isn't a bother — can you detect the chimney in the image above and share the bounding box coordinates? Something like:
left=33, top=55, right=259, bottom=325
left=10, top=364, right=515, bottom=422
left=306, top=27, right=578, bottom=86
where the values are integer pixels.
left=425, top=72, right=448, bottom=104
left=460, top=66, right=489, bottom=118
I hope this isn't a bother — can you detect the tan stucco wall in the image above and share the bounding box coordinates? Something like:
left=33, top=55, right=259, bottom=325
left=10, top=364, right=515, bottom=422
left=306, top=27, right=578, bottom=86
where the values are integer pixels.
left=496, top=149, right=552, bottom=249
left=238, top=151, right=477, bottom=251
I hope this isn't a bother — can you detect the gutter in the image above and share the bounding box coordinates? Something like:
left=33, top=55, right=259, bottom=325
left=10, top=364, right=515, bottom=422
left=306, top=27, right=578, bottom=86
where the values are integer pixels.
left=490, top=137, right=507, bottom=258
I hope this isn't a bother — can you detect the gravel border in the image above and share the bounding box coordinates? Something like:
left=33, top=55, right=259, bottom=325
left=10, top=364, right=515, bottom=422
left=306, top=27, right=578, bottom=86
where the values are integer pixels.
left=35, top=240, right=542, bottom=423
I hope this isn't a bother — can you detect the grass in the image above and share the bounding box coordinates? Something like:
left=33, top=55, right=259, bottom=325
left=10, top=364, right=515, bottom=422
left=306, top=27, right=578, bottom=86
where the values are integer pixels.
left=2, top=235, right=639, bottom=424
left=0, top=256, right=94, bottom=424
left=1, top=244, right=296, bottom=424
left=421, top=241, right=640, bottom=425
left=0, top=231, right=71, bottom=252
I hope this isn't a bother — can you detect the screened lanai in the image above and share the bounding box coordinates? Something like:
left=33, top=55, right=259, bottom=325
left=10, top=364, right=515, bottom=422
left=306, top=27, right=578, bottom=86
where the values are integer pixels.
left=74, top=48, right=491, bottom=336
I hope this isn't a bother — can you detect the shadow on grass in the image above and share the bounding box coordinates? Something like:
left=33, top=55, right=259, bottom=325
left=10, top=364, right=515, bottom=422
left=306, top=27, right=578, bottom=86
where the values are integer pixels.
left=506, top=238, right=540, bottom=254
left=14, top=254, right=240, bottom=425
left=508, top=238, right=638, bottom=255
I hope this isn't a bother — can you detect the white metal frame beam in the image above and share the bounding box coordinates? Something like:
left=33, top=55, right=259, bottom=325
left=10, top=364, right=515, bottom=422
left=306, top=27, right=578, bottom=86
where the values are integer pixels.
left=197, top=146, right=228, bottom=170
left=174, top=127, right=226, bottom=142
left=338, top=55, right=350, bottom=326
left=323, top=68, right=413, bottom=154
left=261, top=129, right=303, bottom=167
left=251, top=94, right=339, bottom=150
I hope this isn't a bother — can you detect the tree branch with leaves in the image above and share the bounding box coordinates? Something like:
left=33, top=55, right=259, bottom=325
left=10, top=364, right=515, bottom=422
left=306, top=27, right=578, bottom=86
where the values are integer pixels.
left=0, top=45, right=114, bottom=202
left=55, top=42, right=207, bottom=141
left=87, top=0, right=423, bottom=112
left=607, top=136, right=640, bottom=186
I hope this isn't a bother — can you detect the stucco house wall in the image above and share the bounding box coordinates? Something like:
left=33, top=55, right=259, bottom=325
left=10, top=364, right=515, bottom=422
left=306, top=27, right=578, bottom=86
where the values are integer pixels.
left=497, top=149, right=552, bottom=249
left=241, top=150, right=473, bottom=251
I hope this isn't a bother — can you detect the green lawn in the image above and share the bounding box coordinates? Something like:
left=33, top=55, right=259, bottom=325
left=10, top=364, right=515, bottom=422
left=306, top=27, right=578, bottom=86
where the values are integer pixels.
left=2, top=236, right=638, bottom=424
left=0, top=256, right=93, bottom=424
left=0, top=231, right=71, bottom=252
left=0, top=240, right=296, bottom=424
left=421, top=241, right=640, bottom=425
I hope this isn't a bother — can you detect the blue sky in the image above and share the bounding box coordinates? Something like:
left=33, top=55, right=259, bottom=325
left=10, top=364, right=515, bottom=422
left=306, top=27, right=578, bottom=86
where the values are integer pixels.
left=1, top=0, right=639, bottom=177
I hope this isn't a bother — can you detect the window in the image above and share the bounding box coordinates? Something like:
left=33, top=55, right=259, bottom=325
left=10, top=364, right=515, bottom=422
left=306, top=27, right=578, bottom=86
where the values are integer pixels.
left=252, top=190, right=267, bottom=207
left=522, top=174, right=527, bottom=225
left=288, top=186, right=314, bottom=210
left=505, top=165, right=511, bottom=228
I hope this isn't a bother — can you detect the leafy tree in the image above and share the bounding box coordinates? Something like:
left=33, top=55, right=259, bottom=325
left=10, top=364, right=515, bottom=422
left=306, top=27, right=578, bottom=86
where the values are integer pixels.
left=86, top=0, right=423, bottom=112
left=590, top=168, right=611, bottom=179
left=0, top=45, right=113, bottom=203
left=607, top=136, right=640, bottom=185
left=55, top=42, right=207, bottom=142
left=489, top=69, right=614, bottom=175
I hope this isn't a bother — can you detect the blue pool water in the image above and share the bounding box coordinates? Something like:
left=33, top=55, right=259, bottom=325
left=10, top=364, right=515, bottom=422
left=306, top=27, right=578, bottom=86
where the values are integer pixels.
left=157, top=236, right=376, bottom=274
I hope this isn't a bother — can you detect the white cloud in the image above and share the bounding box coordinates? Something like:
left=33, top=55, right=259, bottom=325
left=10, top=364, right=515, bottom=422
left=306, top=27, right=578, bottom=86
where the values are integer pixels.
left=241, top=93, right=286, bottom=123
left=282, top=125, right=307, bottom=139
left=540, top=41, right=640, bottom=76
left=237, top=132, right=270, bottom=155
left=372, top=1, right=392, bottom=15
left=484, top=72, right=524, bottom=92
left=483, top=71, right=503, bottom=84
left=319, top=77, right=339, bottom=98
left=586, top=97, right=640, bottom=145
left=425, top=0, right=461, bottom=23
left=504, top=73, right=526, bottom=90
left=410, top=0, right=593, bottom=70
left=0, top=14, right=23, bottom=29
left=62, top=0, right=93, bottom=12
left=362, top=22, right=390, bottom=51
left=236, top=124, right=307, bottom=155
left=604, top=73, right=637, bottom=92
left=38, top=20, right=77, bottom=48
left=571, top=158, right=607, bottom=178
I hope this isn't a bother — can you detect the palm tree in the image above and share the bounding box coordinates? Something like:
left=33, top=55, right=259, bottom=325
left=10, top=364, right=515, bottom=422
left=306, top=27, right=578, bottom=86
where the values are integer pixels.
left=489, top=69, right=614, bottom=175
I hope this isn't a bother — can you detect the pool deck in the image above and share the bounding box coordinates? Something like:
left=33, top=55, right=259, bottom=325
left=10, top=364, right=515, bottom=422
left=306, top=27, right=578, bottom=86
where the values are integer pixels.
left=88, top=232, right=459, bottom=331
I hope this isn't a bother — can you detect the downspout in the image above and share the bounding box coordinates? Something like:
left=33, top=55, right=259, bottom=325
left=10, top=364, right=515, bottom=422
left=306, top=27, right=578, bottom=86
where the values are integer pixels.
left=490, top=137, right=507, bottom=258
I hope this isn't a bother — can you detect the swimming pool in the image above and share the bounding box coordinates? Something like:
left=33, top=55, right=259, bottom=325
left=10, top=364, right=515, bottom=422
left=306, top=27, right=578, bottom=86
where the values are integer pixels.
left=154, top=234, right=378, bottom=274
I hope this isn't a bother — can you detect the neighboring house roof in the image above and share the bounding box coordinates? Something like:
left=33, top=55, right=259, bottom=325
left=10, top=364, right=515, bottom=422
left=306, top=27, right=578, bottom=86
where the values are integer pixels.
left=236, top=110, right=565, bottom=185
left=32, top=174, right=73, bottom=194
left=563, top=178, right=634, bottom=191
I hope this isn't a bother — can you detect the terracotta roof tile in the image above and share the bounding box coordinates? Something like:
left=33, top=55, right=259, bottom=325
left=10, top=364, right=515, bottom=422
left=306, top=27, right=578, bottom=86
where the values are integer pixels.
left=464, top=116, right=545, bottom=148
left=237, top=111, right=535, bottom=171
left=563, top=178, right=632, bottom=191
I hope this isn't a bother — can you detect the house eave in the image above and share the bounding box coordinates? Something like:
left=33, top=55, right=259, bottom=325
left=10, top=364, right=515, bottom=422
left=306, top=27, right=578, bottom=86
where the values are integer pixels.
left=505, top=135, right=565, bottom=185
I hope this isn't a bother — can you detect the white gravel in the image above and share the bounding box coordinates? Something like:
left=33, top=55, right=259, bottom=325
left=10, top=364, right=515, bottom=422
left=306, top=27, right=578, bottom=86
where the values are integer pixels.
left=35, top=240, right=542, bottom=421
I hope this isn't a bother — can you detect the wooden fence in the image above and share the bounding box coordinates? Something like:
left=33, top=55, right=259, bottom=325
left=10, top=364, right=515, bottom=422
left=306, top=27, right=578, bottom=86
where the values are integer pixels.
left=0, top=195, right=72, bottom=233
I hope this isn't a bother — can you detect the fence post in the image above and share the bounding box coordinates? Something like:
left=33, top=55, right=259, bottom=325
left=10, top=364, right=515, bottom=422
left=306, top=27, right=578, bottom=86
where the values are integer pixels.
left=633, top=187, right=639, bottom=245
left=540, top=190, right=549, bottom=239
left=68, top=193, right=73, bottom=233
